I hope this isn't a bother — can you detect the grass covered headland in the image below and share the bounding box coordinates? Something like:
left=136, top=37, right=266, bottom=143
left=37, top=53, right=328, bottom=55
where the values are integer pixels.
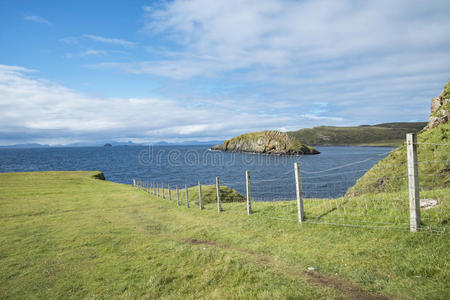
left=1, top=171, right=449, bottom=299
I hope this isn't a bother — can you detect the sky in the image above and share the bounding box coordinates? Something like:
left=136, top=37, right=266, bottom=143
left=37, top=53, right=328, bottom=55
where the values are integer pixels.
left=0, top=0, right=449, bottom=145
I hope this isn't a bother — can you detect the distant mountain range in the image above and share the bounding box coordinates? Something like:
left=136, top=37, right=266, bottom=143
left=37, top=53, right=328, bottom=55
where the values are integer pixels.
left=0, top=122, right=428, bottom=149
left=0, top=140, right=224, bottom=149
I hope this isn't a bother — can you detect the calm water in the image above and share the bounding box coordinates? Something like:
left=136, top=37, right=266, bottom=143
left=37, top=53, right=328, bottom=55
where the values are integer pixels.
left=0, top=146, right=393, bottom=199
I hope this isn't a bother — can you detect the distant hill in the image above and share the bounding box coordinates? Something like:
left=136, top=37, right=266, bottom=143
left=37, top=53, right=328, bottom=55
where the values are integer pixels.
left=0, top=143, right=50, bottom=148
left=0, top=140, right=224, bottom=148
left=287, top=122, right=427, bottom=147
left=153, top=140, right=223, bottom=146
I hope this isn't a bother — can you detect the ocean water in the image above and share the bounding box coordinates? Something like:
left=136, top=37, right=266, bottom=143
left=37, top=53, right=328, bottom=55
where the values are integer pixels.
left=0, top=145, right=393, bottom=199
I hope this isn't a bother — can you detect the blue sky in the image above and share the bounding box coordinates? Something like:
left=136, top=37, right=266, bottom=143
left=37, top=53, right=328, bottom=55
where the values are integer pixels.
left=0, top=0, right=449, bottom=145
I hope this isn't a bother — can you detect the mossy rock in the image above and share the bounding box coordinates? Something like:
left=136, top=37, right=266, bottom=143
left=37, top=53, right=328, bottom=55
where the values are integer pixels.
left=177, top=185, right=245, bottom=205
left=211, top=130, right=319, bottom=155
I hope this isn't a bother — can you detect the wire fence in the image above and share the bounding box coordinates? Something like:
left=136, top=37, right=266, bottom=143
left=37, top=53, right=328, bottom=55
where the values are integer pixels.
left=134, top=134, right=449, bottom=234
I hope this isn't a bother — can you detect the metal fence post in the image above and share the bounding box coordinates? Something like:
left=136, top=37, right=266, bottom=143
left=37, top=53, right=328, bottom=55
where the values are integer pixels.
left=198, top=181, right=203, bottom=210
left=407, top=133, right=421, bottom=232
left=185, top=184, right=189, bottom=208
left=246, top=171, right=252, bottom=215
left=216, top=177, right=222, bottom=212
left=295, top=162, right=305, bottom=222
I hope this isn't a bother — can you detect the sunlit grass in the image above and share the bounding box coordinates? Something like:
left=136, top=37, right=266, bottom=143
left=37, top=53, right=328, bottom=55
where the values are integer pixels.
left=1, top=171, right=449, bottom=299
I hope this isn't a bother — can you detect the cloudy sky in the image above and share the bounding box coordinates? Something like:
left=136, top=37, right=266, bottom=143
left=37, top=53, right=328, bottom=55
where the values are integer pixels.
left=1, top=0, right=449, bottom=145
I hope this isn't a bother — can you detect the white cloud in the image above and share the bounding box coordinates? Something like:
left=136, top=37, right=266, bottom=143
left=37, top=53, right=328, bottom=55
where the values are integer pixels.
left=60, top=35, right=137, bottom=48
left=24, top=15, right=52, bottom=25
left=0, top=64, right=341, bottom=145
left=82, top=35, right=137, bottom=48
left=80, top=49, right=107, bottom=57
left=135, top=0, right=450, bottom=80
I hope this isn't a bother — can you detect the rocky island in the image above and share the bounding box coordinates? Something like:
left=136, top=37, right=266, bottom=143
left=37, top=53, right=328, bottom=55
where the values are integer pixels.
left=211, top=130, right=320, bottom=155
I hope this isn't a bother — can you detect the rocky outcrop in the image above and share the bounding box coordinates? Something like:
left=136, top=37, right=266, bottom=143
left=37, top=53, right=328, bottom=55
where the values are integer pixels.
left=424, top=83, right=449, bottom=130
left=211, top=130, right=319, bottom=155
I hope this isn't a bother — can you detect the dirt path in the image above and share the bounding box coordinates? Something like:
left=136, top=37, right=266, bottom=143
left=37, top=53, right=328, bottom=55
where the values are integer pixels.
left=188, top=238, right=389, bottom=300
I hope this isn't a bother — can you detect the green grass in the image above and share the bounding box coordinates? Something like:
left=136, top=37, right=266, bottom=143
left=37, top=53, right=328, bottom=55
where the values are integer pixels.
left=443, top=82, right=450, bottom=99
left=349, top=123, right=450, bottom=195
left=287, top=122, right=426, bottom=146
left=1, top=171, right=449, bottom=299
left=151, top=184, right=245, bottom=205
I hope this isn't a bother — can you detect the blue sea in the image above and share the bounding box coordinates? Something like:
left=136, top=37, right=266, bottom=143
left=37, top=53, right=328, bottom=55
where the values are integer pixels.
left=0, top=146, right=393, bottom=199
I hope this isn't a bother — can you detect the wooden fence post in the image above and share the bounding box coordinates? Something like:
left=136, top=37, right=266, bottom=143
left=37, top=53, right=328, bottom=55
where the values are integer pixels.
left=162, top=184, right=165, bottom=199
left=157, top=183, right=160, bottom=197
left=246, top=170, right=252, bottom=215
left=185, top=184, right=189, bottom=208
left=168, top=184, right=171, bottom=200
left=216, top=177, right=222, bottom=212
left=295, top=162, right=305, bottom=222
left=133, top=179, right=136, bottom=187
left=176, top=185, right=180, bottom=206
left=198, top=181, right=203, bottom=210
left=407, top=133, right=421, bottom=232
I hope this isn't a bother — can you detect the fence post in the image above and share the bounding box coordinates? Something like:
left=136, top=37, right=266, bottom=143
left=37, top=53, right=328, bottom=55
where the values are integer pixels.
left=246, top=170, right=252, bottom=215
left=185, top=184, right=189, bottom=208
left=151, top=182, right=154, bottom=195
left=294, top=162, right=305, bottom=222
left=162, top=184, right=165, bottom=199
left=176, top=185, right=180, bottom=206
left=133, top=179, right=136, bottom=187
left=407, top=133, right=421, bottom=232
left=198, top=181, right=203, bottom=210
left=216, top=176, right=222, bottom=212
left=168, top=184, right=171, bottom=200
left=157, top=183, right=160, bottom=197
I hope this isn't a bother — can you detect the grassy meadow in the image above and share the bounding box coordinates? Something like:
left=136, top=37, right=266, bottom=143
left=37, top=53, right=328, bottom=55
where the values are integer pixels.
left=0, top=171, right=449, bottom=299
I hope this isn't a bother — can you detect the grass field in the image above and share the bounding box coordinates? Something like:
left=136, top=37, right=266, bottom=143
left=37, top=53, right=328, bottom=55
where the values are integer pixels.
left=1, top=171, right=449, bottom=299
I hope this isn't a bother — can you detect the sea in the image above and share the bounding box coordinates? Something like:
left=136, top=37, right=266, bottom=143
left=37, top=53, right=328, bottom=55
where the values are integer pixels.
left=0, top=145, right=393, bottom=199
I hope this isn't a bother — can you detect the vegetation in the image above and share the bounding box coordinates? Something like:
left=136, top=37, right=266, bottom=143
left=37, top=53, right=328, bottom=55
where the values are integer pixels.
left=287, top=122, right=426, bottom=146
left=348, top=123, right=449, bottom=195
left=212, top=130, right=319, bottom=154
left=1, top=171, right=449, bottom=299
left=443, top=82, right=450, bottom=99
left=164, top=184, right=245, bottom=204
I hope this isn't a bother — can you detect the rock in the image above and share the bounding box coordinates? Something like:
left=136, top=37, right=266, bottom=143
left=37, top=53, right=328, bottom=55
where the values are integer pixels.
left=211, top=130, right=320, bottom=155
left=420, top=199, right=439, bottom=210
left=424, top=84, right=450, bottom=130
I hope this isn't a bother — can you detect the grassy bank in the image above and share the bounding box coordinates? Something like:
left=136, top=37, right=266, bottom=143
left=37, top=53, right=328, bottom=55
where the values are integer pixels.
left=349, top=123, right=449, bottom=195
left=1, top=171, right=449, bottom=299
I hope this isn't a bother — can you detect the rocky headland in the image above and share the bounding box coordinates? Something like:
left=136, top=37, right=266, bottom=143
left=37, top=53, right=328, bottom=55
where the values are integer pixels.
left=211, top=130, right=320, bottom=155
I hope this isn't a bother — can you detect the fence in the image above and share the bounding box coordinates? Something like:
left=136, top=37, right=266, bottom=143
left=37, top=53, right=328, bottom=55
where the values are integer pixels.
left=133, top=133, right=449, bottom=233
